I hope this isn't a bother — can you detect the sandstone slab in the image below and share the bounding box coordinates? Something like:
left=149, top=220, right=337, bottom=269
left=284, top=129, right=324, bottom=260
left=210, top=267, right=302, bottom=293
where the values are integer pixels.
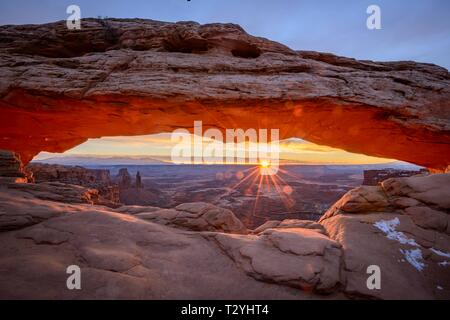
left=134, top=202, right=248, bottom=234
left=206, top=226, right=342, bottom=293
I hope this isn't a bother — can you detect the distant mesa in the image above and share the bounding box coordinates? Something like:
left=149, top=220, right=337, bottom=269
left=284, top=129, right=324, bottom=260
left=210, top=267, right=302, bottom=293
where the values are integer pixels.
left=362, top=168, right=429, bottom=186
left=26, top=161, right=120, bottom=206
left=136, top=171, right=142, bottom=189
left=117, top=168, right=132, bottom=189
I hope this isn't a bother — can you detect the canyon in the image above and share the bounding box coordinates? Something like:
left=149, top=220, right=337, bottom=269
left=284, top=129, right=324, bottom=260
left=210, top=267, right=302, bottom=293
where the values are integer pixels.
left=28, top=162, right=360, bottom=228
left=0, top=18, right=449, bottom=299
left=0, top=150, right=449, bottom=299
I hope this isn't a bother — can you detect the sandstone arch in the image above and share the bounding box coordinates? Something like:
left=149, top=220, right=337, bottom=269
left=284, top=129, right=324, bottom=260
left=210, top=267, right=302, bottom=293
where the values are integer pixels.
left=0, top=19, right=449, bottom=169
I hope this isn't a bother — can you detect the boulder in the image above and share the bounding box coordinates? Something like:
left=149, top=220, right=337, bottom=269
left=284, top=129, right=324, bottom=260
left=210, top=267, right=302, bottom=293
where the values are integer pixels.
left=134, top=202, right=248, bottom=234
left=206, top=226, right=342, bottom=292
left=381, top=174, right=450, bottom=209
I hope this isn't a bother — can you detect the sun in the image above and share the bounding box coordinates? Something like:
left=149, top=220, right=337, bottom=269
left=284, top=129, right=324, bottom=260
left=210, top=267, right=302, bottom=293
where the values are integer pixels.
left=259, top=160, right=270, bottom=168
left=259, top=160, right=277, bottom=176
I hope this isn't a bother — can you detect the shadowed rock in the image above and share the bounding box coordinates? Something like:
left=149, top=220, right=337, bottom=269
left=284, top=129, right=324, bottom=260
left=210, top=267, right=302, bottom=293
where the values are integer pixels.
left=0, top=150, right=31, bottom=183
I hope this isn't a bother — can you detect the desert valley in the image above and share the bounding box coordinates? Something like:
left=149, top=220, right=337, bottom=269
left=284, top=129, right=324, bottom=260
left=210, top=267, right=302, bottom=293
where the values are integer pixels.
left=26, top=160, right=425, bottom=228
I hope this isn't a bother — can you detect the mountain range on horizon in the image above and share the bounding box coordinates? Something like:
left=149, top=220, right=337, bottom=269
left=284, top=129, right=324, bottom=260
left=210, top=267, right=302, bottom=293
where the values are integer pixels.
left=32, top=154, right=170, bottom=166
left=31, top=154, right=424, bottom=170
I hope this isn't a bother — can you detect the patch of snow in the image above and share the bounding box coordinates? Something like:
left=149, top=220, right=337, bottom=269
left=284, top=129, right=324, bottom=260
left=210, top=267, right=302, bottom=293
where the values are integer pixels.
left=400, top=248, right=425, bottom=271
left=437, top=285, right=443, bottom=290
left=430, top=248, right=450, bottom=258
left=438, top=261, right=450, bottom=267
left=373, top=218, right=418, bottom=246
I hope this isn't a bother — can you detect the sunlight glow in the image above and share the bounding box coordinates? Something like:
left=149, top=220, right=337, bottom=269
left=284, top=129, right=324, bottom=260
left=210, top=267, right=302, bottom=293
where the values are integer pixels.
left=221, top=164, right=297, bottom=218
left=260, top=160, right=270, bottom=168
left=33, top=133, right=396, bottom=165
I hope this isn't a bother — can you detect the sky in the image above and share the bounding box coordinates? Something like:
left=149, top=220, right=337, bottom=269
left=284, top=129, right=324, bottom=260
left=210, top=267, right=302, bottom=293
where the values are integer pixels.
left=3, top=0, right=448, bottom=164
left=1, top=0, right=449, bottom=68
left=34, top=134, right=395, bottom=165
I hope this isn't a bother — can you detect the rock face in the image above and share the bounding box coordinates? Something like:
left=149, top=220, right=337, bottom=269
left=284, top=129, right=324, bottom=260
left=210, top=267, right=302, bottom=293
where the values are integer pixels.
left=320, top=173, right=450, bottom=299
left=27, top=163, right=120, bottom=205
left=0, top=182, right=101, bottom=231
left=28, top=163, right=111, bottom=184
left=0, top=150, right=31, bottom=183
left=0, top=19, right=449, bottom=169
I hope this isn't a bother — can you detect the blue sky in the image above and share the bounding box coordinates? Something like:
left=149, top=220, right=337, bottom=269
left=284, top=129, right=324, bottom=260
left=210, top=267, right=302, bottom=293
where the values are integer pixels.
left=1, top=0, right=449, bottom=69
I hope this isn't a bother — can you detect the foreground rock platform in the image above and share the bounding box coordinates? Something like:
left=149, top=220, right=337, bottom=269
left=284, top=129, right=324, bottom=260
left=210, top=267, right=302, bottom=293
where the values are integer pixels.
left=0, top=19, right=449, bottom=169
left=1, top=172, right=449, bottom=299
left=119, top=202, right=248, bottom=234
